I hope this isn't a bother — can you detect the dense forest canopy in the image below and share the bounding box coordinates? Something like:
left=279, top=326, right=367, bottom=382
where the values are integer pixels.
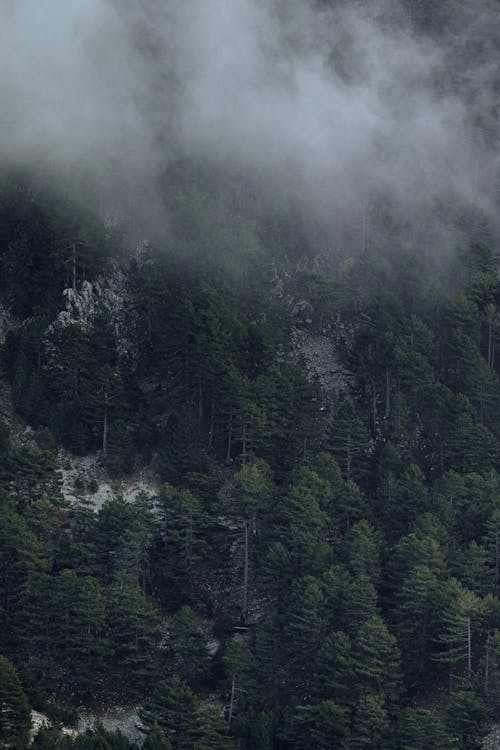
left=1, top=1, right=500, bottom=749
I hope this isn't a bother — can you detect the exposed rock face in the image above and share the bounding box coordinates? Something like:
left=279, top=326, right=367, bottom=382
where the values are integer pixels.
left=78, top=706, right=145, bottom=746
left=291, top=327, right=351, bottom=406
left=30, top=712, right=77, bottom=744
left=58, top=448, right=159, bottom=511
left=44, top=261, right=138, bottom=368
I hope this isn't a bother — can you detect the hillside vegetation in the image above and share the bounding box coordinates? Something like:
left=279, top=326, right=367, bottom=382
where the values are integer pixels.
left=1, top=1, right=500, bottom=749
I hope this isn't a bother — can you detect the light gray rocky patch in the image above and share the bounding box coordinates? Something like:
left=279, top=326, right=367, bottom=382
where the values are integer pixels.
left=58, top=448, right=158, bottom=511
left=484, top=725, right=500, bottom=750
left=291, top=328, right=351, bottom=405
left=78, top=706, right=145, bottom=746
left=30, top=711, right=77, bottom=743
left=44, top=261, right=138, bottom=371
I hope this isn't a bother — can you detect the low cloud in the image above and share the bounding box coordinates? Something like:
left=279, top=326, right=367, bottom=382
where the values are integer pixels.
left=1, top=0, right=498, bottom=250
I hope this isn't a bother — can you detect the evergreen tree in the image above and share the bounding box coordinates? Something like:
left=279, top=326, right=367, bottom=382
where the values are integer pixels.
left=342, top=520, right=381, bottom=586
left=392, top=708, right=449, bottom=750
left=290, top=700, right=349, bottom=750
left=445, top=689, right=487, bottom=750
left=283, top=575, right=327, bottom=693
left=162, top=606, right=209, bottom=688
left=0, top=501, right=47, bottom=655
left=107, top=584, right=161, bottom=695
left=350, top=693, right=390, bottom=750
left=151, top=485, right=207, bottom=608
left=352, top=615, right=403, bottom=707
left=435, top=579, right=485, bottom=684
left=218, top=460, right=274, bottom=622
left=143, top=724, right=173, bottom=750
left=223, top=637, right=257, bottom=729
left=192, top=705, right=231, bottom=750
left=139, top=677, right=198, bottom=750
left=0, top=655, right=31, bottom=746
left=327, top=400, right=369, bottom=483
left=343, top=573, right=378, bottom=634
left=392, top=564, right=439, bottom=686
left=312, top=631, right=355, bottom=705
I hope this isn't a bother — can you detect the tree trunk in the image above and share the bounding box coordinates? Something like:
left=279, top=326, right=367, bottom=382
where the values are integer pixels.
left=243, top=517, right=249, bottom=623
left=385, top=367, right=390, bottom=419
left=495, top=528, right=499, bottom=598
left=208, top=397, right=215, bottom=450
left=485, top=631, right=491, bottom=695
left=226, top=408, right=233, bottom=463
left=242, top=424, right=247, bottom=465
left=467, top=616, right=472, bottom=679
left=488, top=320, right=492, bottom=367
left=228, top=672, right=236, bottom=725
left=371, top=380, right=377, bottom=432
left=102, top=393, right=108, bottom=456
left=198, top=382, right=203, bottom=428
left=346, top=430, right=352, bottom=482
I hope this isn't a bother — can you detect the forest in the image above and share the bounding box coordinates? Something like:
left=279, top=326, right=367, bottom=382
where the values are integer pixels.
left=1, top=0, right=500, bottom=749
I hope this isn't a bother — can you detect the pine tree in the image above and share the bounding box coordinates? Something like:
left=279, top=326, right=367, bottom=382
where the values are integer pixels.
left=192, top=705, right=231, bottom=750
left=342, top=520, right=381, bottom=587
left=51, top=570, right=108, bottom=692
left=343, top=573, right=378, bottom=634
left=327, top=401, right=369, bottom=483
left=223, top=637, right=257, bottom=728
left=445, top=689, right=487, bottom=750
left=0, top=501, right=47, bottom=655
left=218, top=461, right=274, bottom=622
left=350, top=693, right=390, bottom=750
left=151, top=485, right=207, bottom=608
left=143, top=724, right=173, bottom=750
left=392, top=565, right=439, bottom=686
left=0, top=655, right=31, bottom=745
left=107, top=584, right=161, bottom=695
left=279, top=471, right=330, bottom=578
left=291, top=700, right=349, bottom=750
left=393, top=708, right=449, bottom=750
left=352, top=615, right=403, bottom=706
left=139, top=677, right=198, bottom=750
left=284, top=576, right=327, bottom=692
left=162, top=606, right=209, bottom=688
left=312, top=631, right=355, bottom=705
left=435, top=580, right=484, bottom=684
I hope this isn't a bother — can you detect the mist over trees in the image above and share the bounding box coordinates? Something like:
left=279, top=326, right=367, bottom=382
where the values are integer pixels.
left=1, top=1, right=500, bottom=749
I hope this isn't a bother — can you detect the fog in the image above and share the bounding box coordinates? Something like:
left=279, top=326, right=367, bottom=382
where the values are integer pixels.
left=1, top=0, right=499, bottom=250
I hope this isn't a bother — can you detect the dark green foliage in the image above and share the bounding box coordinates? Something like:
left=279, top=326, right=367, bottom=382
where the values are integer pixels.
left=0, top=655, right=31, bottom=745
left=143, top=724, right=172, bottom=750
left=312, top=632, right=355, bottom=705
left=139, top=677, right=198, bottom=749
left=1, top=101, right=500, bottom=750
left=150, top=485, right=208, bottom=608
left=445, top=689, right=487, bottom=750
left=392, top=709, right=449, bottom=750
left=0, top=500, right=47, bottom=655
left=19, top=570, right=108, bottom=695
left=106, top=584, right=161, bottom=695
left=327, top=400, right=369, bottom=483
left=350, top=693, right=390, bottom=750
left=162, top=606, right=209, bottom=687
left=352, top=615, right=403, bottom=706
left=289, top=700, right=348, bottom=750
